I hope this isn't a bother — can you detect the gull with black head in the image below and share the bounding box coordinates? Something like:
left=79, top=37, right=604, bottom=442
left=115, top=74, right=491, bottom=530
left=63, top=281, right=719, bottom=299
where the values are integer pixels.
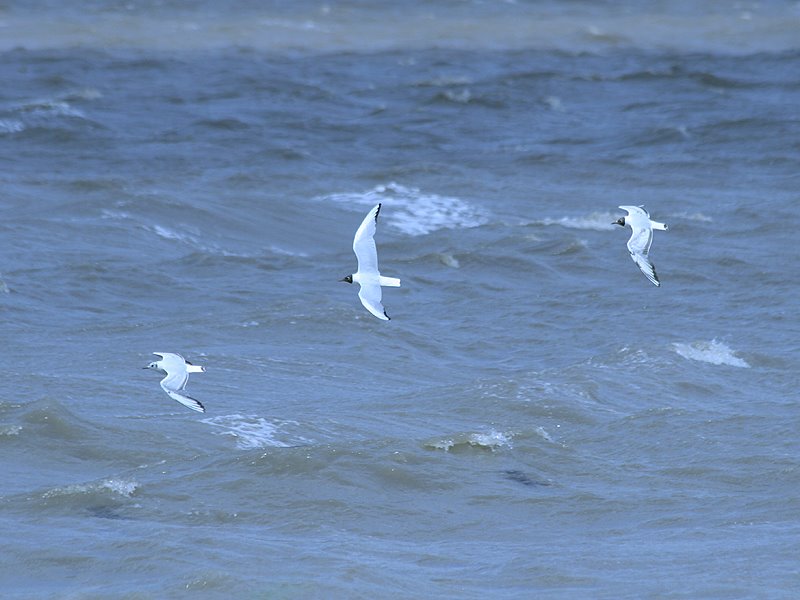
left=144, top=352, right=206, bottom=413
left=614, top=205, right=668, bottom=287
left=340, top=203, right=401, bottom=320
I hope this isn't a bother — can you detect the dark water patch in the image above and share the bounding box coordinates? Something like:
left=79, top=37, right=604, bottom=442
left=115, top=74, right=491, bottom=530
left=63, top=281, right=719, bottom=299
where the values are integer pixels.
left=192, top=117, right=251, bottom=131
left=503, top=470, right=552, bottom=488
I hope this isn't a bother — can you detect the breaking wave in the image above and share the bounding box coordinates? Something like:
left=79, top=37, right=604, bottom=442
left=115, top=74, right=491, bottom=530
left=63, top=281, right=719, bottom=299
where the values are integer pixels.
left=672, top=340, right=750, bottom=368
left=322, top=182, right=488, bottom=236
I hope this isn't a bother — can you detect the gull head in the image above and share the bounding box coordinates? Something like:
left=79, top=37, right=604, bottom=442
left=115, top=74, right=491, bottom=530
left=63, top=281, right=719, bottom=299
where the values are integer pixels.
left=340, top=275, right=353, bottom=284
left=143, top=360, right=162, bottom=372
left=613, top=217, right=626, bottom=227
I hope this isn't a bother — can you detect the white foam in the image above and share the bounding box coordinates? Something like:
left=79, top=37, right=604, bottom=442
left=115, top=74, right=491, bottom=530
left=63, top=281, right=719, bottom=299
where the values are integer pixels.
left=150, top=224, right=198, bottom=244
left=673, top=340, right=750, bottom=368
left=202, top=414, right=311, bottom=449
left=143, top=223, right=260, bottom=258
left=0, top=424, right=22, bottom=436
left=426, top=429, right=514, bottom=452
left=20, top=99, right=85, bottom=119
left=323, top=182, right=488, bottom=236
left=43, top=478, right=139, bottom=499
left=468, top=430, right=514, bottom=449
left=671, top=211, right=713, bottom=223
left=0, top=119, right=24, bottom=133
left=539, top=212, right=618, bottom=231
left=438, top=253, right=460, bottom=268
left=100, top=479, right=139, bottom=497
left=534, top=426, right=554, bottom=443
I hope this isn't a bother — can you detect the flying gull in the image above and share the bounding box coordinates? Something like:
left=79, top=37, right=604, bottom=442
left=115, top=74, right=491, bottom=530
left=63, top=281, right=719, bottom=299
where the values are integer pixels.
left=144, top=352, right=206, bottom=413
left=614, top=205, right=668, bottom=287
left=340, top=203, right=401, bottom=320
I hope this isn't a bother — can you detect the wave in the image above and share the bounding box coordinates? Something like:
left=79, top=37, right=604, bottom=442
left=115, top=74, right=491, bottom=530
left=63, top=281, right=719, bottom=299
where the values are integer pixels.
left=672, top=340, right=750, bottom=368
left=202, top=414, right=313, bottom=450
left=0, top=424, right=22, bottom=436
left=0, top=93, right=100, bottom=136
left=424, top=429, right=514, bottom=453
left=322, top=182, right=488, bottom=236
left=41, top=478, right=139, bottom=500
left=538, top=212, right=618, bottom=231
left=670, top=211, right=713, bottom=223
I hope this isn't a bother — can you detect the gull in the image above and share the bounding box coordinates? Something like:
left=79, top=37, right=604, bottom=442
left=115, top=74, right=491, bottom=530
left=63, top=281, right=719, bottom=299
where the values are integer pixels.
left=614, top=205, right=668, bottom=287
left=340, top=203, right=401, bottom=320
left=144, top=352, right=206, bottom=413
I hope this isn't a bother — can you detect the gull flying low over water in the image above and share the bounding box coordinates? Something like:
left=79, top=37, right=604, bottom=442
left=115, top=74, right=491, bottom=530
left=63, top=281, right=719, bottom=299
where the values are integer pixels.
left=144, top=352, right=206, bottom=413
left=341, top=203, right=401, bottom=320
left=614, top=205, right=668, bottom=287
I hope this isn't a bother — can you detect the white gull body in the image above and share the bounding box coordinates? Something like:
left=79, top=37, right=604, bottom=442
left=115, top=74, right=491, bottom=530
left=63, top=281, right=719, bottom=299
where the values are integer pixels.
left=342, top=203, right=401, bottom=320
left=144, top=352, right=206, bottom=413
left=615, top=205, right=668, bottom=287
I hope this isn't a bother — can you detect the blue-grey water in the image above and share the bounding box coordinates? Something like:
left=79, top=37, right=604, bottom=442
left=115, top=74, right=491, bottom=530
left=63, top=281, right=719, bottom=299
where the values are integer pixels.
left=1, top=1, right=799, bottom=598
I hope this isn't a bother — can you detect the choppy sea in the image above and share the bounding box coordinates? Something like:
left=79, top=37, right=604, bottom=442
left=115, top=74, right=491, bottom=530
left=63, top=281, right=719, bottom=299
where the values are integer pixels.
left=1, top=1, right=799, bottom=598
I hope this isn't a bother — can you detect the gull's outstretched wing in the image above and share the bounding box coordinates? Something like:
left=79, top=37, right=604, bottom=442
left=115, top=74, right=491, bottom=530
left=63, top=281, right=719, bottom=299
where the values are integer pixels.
left=353, top=204, right=381, bottom=275
left=619, top=205, right=650, bottom=219
left=162, top=386, right=206, bottom=413
left=629, top=251, right=660, bottom=287
left=358, top=280, right=390, bottom=320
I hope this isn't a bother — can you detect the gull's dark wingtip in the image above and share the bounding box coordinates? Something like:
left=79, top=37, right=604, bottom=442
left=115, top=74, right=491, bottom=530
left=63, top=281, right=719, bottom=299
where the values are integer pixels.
left=375, top=203, right=381, bottom=223
left=384, top=309, right=391, bottom=320
left=651, top=263, right=661, bottom=287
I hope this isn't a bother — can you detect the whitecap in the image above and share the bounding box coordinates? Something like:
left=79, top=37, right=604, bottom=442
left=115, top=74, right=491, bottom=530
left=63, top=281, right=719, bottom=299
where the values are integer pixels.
left=202, top=414, right=311, bottom=449
left=0, top=119, right=24, bottom=134
left=149, top=224, right=198, bottom=244
left=19, top=99, right=85, bottom=119
left=0, top=424, right=22, bottom=436
left=539, top=212, right=617, bottom=231
left=671, top=211, right=713, bottom=223
left=425, top=429, right=514, bottom=452
left=672, top=340, right=750, bottom=368
left=322, top=182, right=488, bottom=236
left=438, top=253, right=460, bottom=268
left=99, top=479, right=139, bottom=497
left=43, top=478, right=139, bottom=499
left=534, top=426, right=553, bottom=443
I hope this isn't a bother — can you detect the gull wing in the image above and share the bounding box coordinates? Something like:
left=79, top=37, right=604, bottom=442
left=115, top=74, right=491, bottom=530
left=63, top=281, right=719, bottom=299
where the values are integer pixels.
left=162, top=386, right=206, bottom=413
left=353, top=203, right=381, bottom=275
left=619, top=205, right=650, bottom=219
left=625, top=220, right=660, bottom=287
left=629, top=251, right=660, bottom=287
left=358, top=280, right=390, bottom=320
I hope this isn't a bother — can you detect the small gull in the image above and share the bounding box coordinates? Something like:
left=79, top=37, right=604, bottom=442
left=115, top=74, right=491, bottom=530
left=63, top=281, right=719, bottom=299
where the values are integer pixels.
left=340, top=203, right=401, bottom=320
left=614, top=205, right=668, bottom=287
left=144, top=352, right=206, bottom=413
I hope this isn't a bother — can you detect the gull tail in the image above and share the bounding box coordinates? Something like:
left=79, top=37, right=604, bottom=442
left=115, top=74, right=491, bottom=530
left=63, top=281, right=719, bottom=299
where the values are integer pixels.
left=379, top=276, right=401, bottom=287
left=650, top=220, right=668, bottom=231
left=186, top=364, right=206, bottom=373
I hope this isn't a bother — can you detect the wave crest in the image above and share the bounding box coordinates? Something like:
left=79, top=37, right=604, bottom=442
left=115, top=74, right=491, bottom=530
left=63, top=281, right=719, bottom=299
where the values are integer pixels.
left=672, top=340, right=750, bottom=368
left=323, top=182, right=488, bottom=236
left=425, top=429, right=514, bottom=452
